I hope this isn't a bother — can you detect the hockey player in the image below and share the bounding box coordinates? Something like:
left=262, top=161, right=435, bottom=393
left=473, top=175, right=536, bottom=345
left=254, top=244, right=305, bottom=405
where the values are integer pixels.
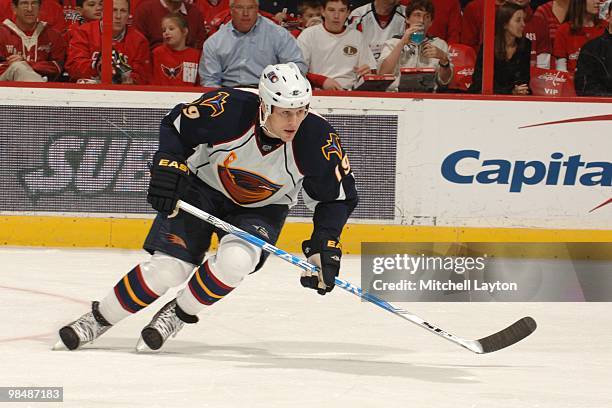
left=56, top=62, right=358, bottom=352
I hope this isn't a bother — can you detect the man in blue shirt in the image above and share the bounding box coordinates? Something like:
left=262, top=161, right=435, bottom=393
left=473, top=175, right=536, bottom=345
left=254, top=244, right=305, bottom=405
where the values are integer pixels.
left=200, top=0, right=307, bottom=87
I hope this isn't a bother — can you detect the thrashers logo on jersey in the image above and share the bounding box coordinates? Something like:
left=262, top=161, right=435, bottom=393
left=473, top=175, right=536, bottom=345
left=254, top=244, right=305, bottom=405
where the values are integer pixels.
left=217, top=152, right=283, bottom=204
left=166, top=233, right=187, bottom=249
left=321, top=133, right=343, bottom=161
left=182, top=91, right=229, bottom=119
left=161, top=63, right=183, bottom=79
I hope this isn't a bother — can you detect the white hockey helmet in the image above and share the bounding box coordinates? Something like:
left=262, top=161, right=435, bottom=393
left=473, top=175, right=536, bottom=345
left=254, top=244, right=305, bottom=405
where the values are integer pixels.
left=258, top=62, right=312, bottom=125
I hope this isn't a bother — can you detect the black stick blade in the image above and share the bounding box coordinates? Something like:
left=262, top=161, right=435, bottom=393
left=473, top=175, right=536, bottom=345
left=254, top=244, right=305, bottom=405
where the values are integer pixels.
left=477, top=316, right=537, bottom=353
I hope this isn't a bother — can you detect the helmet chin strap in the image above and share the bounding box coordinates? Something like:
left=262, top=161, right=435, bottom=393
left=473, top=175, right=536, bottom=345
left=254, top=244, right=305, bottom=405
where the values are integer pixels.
left=259, top=102, right=284, bottom=141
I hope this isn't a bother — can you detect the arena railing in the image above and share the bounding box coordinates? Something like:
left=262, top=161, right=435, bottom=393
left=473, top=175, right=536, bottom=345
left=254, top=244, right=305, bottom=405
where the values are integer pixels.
left=1, top=0, right=611, bottom=103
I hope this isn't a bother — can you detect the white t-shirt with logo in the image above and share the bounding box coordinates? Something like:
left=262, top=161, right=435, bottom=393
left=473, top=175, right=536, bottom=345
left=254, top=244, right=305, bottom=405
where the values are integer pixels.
left=379, top=36, right=453, bottom=91
left=297, top=24, right=377, bottom=90
left=348, top=3, right=406, bottom=60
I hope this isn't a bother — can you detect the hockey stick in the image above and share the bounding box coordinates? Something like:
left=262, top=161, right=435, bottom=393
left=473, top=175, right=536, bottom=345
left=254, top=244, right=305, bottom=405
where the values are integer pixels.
left=176, top=200, right=537, bottom=354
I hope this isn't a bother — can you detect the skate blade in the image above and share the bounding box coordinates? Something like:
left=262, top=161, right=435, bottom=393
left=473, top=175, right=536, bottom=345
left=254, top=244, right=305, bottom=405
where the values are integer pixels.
left=52, top=338, right=67, bottom=351
left=135, top=337, right=156, bottom=353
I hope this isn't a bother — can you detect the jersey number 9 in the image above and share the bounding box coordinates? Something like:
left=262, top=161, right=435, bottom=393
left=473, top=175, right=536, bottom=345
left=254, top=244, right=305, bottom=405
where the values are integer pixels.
left=335, top=154, right=351, bottom=182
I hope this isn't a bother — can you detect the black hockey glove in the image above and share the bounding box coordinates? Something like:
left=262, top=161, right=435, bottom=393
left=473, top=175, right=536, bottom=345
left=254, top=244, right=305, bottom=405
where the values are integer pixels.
left=147, top=151, right=190, bottom=215
left=300, top=238, right=342, bottom=295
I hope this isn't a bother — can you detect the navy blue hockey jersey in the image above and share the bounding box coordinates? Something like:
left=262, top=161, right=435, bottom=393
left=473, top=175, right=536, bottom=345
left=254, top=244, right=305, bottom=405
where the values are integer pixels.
left=159, top=87, right=358, bottom=239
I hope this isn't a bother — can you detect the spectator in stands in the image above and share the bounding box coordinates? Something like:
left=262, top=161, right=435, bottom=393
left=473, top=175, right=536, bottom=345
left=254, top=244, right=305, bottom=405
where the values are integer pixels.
left=461, top=0, right=550, bottom=67
left=63, top=0, right=103, bottom=43
left=0, top=0, right=66, bottom=81
left=0, top=0, right=66, bottom=33
left=349, top=0, right=406, bottom=60
left=66, top=0, right=151, bottom=84
left=258, top=0, right=303, bottom=33
left=533, top=0, right=569, bottom=45
left=401, top=0, right=461, bottom=44
left=553, top=0, right=606, bottom=73
left=40, top=0, right=67, bottom=33
left=290, top=0, right=322, bottom=37
left=297, top=0, right=375, bottom=90
left=199, top=0, right=306, bottom=87
left=197, top=0, right=229, bottom=35
left=378, top=0, right=452, bottom=91
left=463, top=1, right=545, bottom=51
left=0, top=0, right=11, bottom=22
left=151, top=13, right=200, bottom=85
left=469, top=2, right=532, bottom=94
left=524, top=11, right=553, bottom=68
left=62, top=0, right=81, bottom=24
left=461, top=0, right=506, bottom=51
left=134, top=0, right=207, bottom=50
left=74, top=0, right=103, bottom=24
left=259, top=0, right=299, bottom=24
left=574, top=0, right=611, bottom=95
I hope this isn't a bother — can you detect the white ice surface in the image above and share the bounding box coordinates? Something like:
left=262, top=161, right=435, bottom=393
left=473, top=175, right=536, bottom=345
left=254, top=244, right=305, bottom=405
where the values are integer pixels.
left=0, top=247, right=610, bottom=408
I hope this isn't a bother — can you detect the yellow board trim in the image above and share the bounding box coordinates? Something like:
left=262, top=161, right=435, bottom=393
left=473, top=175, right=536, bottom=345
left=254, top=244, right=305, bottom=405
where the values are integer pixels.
left=1, top=216, right=610, bottom=256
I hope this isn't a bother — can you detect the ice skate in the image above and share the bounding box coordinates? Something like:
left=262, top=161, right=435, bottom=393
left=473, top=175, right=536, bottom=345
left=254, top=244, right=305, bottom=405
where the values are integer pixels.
left=136, top=300, right=198, bottom=351
left=54, top=301, right=112, bottom=350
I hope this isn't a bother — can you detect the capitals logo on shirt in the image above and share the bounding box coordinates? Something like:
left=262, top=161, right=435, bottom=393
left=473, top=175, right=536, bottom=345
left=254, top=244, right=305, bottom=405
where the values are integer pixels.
left=218, top=152, right=283, bottom=204
left=162, top=64, right=183, bottom=79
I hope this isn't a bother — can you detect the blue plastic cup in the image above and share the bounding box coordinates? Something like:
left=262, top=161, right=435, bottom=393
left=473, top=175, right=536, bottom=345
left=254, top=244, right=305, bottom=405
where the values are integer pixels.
left=410, top=30, right=425, bottom=45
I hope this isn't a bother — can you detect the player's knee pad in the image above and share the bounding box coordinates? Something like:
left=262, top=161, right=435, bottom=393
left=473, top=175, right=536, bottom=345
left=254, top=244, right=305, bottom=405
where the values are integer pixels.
left=209, top=234, right=261, bottom=287
left=139, top=252, right=195, bottom=294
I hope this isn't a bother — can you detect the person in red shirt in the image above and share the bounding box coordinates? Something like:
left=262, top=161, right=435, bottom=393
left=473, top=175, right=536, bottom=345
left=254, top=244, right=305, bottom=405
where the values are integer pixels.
left=196, top=0, right=229, bottom=35
left=401, top=0, right=461, bottom=44
left=0, top=0, right=66, bottom=81
left=151, top=13, right=200, bottom=85
left=0, top=0, right=10, bottom=22
left=461, top=0, right=505, bottom=51
left=134, top=0, right=207, bottom=50
left=1, top=0, right=13, bottom=22
left=533, top=0, right=569, bottom=43
left=553, top=0, right=606, bottom=73
left=290, top=0, right=322, bottom=38
left=524, top=10, right=552, bottom=67
left=39, top=0, right=66, bottom=32
left=63, top=0, right=102, bottom=43
left=65, top=0, right=151, bottom=83
left=461, top=0, right=536, bottom=50
left=0, top=0, right=66, bottom=32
